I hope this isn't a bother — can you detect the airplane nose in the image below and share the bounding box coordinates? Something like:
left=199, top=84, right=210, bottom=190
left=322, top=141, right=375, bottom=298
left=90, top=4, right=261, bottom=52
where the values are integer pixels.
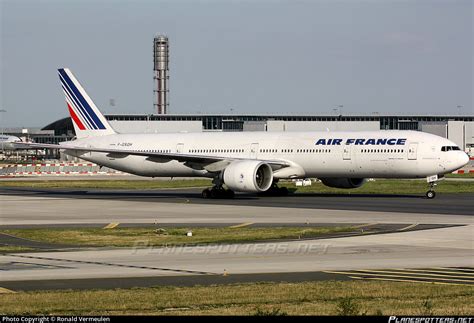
left=459, top=153, right=469, bottom=168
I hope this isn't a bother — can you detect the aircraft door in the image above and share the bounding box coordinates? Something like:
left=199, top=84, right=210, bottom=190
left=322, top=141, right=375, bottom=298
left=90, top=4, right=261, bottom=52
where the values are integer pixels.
left=250, top=143, right=259, bottom=159
left=408, top=143, right=418, bottom=160
left=343, top=145, right=351, bottom=160
left=176, top=143, right=184, bottom=153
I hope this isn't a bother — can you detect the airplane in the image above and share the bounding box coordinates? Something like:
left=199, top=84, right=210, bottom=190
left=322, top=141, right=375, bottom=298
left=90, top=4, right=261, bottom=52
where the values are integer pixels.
left=16, top=68, right=470, bottom=199
left=0, top=135, right=22, bottom=150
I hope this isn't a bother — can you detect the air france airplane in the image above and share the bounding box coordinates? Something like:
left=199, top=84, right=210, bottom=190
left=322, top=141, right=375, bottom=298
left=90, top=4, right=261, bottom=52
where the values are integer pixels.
left=17, top=68, right=469, bottom=199
left=0, top=135, right=22, bottom=150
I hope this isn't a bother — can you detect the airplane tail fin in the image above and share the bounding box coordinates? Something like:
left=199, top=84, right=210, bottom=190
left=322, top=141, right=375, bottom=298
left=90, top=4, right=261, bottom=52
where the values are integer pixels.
left=58, top=68, right=116, bottom=139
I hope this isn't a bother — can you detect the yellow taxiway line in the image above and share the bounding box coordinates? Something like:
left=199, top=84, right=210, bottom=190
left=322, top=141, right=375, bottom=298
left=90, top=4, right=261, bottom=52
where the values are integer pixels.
left=350, top=276, right=472, bottom=286
left=103, top=222, right=120, bottom=229
left=229, top=222, right=254, bottom=229
left=324, top=270, right=474, bottom=283
left=397, top=223, right=419, bottom=231
left=389, top=268, right=474, bottom=276
left=0, top=287, right=16, bottom=294
left=353, top=269, right=474, bottom=280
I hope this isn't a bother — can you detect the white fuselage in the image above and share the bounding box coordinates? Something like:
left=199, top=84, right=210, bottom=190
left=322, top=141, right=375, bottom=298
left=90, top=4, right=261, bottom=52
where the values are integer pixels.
left=64, top=130, right=469, bottom=179
left=0, top=135, right=22, bottom=150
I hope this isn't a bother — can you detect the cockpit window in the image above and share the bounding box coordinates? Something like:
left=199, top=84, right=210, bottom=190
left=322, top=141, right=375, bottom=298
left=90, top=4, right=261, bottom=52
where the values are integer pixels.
left=441, top=146, right=461, bottom=151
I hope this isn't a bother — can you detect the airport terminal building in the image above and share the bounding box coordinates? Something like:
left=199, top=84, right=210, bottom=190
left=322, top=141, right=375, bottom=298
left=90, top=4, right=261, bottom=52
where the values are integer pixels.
left=3, top=113, right=473, bottom=160
left=40, top=113, right=474, bottom=151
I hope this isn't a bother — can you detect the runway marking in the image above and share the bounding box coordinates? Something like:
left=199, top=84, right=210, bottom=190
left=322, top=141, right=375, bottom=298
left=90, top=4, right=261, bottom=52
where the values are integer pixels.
left=398, top=223, right=418, bottom=231
left=353, top=269, right=474, bottom=280
left=5, top=253, right=219, bottom=276
left=103, top=222, right=120, bottom=229
left=434, top=267, right=474, bottom=273
left=0, top=287, right=16, bottom=294
left=325, top=271, right=474, bottom=283
left=390, top=268, right=474, bottom=276
left=324, top=268, right=474, bottom=285
left=352, top=223, right=378, bottom=229
left=229, top=222, right=254, bottom=229
left=349, top=276, right=473, bottom=287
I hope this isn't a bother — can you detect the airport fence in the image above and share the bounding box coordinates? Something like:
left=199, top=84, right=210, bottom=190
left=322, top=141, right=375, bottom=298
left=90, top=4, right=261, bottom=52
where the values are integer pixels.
left=453, top=157, right=474, bottom=174
left=0, top=162, right=125, bottom=177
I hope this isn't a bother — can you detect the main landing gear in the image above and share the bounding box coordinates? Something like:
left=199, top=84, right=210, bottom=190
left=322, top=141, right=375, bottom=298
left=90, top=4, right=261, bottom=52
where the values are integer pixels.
left=201, top=177, right=234, bottom=199
left=201, top=186, right=235, bottom=199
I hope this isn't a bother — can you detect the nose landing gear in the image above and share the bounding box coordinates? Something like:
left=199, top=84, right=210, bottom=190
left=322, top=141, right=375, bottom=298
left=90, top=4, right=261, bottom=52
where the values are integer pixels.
left=426, top=187, right=436, bottom=199
left=425, top=175, right=440, bottom=199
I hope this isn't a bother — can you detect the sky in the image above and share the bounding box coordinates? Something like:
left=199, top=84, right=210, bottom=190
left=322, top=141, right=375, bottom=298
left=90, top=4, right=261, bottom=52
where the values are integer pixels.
left=0, top=0, right=472, bottom=128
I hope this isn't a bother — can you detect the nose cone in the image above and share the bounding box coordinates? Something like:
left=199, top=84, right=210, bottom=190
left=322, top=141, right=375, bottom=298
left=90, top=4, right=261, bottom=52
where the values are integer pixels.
left=459, top=153, right=470, bottom=168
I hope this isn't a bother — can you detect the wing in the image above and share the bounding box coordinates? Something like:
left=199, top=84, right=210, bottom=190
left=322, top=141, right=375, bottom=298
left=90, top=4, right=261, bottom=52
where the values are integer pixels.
left=13, top=142, right=291, bottom=172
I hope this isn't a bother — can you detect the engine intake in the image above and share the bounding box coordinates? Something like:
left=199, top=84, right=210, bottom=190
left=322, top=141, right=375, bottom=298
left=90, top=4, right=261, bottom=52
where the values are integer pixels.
left=320, top=178, right=366, bottom=189
left=223, top=160, right=273, bottom=193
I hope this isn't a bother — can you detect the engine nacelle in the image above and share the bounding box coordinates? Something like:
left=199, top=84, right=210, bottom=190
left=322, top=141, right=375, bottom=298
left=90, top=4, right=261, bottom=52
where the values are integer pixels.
left=320, top=178, right=367, bottom=189
left=223, top=160, right=273, bottom=193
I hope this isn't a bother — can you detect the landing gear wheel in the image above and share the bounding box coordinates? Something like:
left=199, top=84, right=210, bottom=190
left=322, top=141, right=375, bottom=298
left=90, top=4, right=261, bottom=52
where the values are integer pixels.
left=202, top=187, right=235, bottom=199
left=425, top=178, right=438, bottom=199
left=426, top=190, right=436, bottom=199
left=279, top=187, right=289, bottom=196
left=225, top=190, right=235, bottom=198
left=210, top=188, right=219, bottom=199
left=259, top=184, right=289, bottom=197
left=201, top=188, right=211, bottom=199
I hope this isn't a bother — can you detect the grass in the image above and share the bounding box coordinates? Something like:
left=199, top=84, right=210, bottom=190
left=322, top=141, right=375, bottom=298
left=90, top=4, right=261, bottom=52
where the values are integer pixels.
left=1, top=281, right=473, bottom=315
left=0, top=246, right=35, bottom=253
left=0, top=179, right=212, bottom=189
left=0, top=226, right=354, bottom=248
left=0, top=178, right=472, bottom=194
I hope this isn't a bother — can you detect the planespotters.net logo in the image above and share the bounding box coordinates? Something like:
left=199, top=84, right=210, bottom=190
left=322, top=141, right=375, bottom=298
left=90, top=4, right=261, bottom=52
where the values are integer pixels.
left=388, top=317, right=473, bottom=323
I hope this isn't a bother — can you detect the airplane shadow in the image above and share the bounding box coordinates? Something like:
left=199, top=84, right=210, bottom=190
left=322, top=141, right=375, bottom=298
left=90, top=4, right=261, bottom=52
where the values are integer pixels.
left=0, top=187, right=426, bottom=200
left=291, top=192, right=424, bottom=199
left=0, top=187, right=257, bottom=201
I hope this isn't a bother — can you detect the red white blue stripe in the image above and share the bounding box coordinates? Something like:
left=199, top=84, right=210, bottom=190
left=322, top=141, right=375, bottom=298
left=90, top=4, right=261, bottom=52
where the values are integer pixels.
left=58, top=68, right=106, bottom=130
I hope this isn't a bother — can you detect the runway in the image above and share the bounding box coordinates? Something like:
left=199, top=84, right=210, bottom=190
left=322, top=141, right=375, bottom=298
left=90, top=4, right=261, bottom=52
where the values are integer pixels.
left=0, top=188, right=473, bottom=226
left=1, top=224, right=473, bottom=290
left=1, top=187, right=473, bottom=215
left=0, top=187, right=472, bottom=291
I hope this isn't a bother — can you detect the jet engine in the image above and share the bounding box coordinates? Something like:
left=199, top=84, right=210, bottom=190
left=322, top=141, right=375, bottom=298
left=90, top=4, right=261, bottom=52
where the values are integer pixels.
left=319, top=178, right=367, bottom=189
left=223, top=160, right=273, bottom=193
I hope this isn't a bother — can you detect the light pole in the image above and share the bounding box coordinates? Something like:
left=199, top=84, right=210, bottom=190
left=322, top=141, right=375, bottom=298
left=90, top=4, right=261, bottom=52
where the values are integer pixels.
left=337, top=105, right=343, bottom=115
left=333, top=105, right=343, bottom=115
left=0, top=109, right=6, bottom=134
left=0, top=109, right=6, bottom=157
